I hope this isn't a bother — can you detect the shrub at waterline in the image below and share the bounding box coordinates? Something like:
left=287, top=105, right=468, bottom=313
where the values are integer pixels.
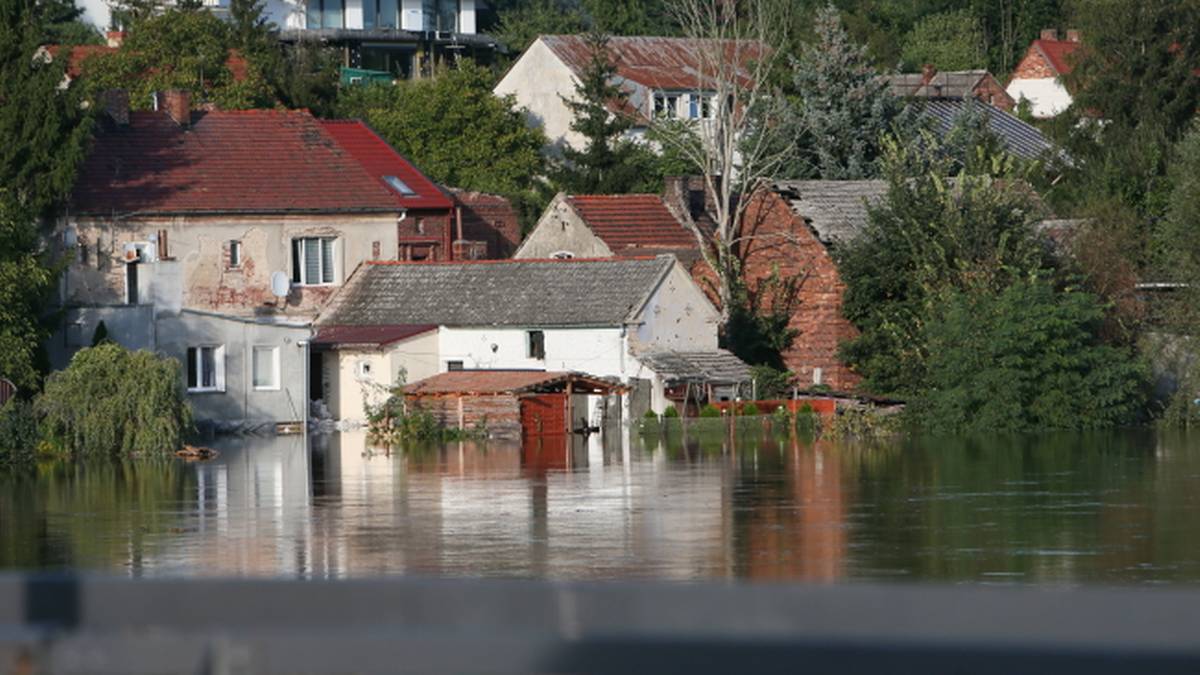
left=0, top=399, right=39, bottom=468
left=38, top=343, right=192, bottom=458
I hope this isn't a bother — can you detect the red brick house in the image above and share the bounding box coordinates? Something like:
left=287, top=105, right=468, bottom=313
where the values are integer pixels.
left=1005, top=29, right=1083, bottom=118
left=515, top=178, right=887, bottom=392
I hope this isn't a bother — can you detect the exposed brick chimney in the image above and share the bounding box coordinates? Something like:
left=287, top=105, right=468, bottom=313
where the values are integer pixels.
left=1040, top=28, right=1058, bottom=41
left=157, top=89, right=191, bottom=127
left=1066, top=29, right=1081, bottom=43
left=105, top=30, right=126, bottom=48
left=921, top=63, right=937, bottom=85
left=101, top=88, right=129, bottom=126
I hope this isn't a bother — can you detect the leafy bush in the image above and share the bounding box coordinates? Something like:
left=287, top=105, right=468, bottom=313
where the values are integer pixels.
left=642, top=409, right=659, bottom=421
left=740, top=402, right=761, bottom=416
left=0, top=399, right=39, bottom=468
left=662, top=406, right=680, bottom=418
left=699, top=404, right=722, bottom=418
left=37, top=343, right=192, bottom=458
left=750, top=365, right=793, bottom=400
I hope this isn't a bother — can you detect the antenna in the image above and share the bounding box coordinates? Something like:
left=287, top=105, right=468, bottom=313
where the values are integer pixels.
left=270, top=271, right=290, bottom=302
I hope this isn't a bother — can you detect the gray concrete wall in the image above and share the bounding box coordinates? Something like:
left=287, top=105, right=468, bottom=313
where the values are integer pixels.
left=46, top=306, right=156, bottom=370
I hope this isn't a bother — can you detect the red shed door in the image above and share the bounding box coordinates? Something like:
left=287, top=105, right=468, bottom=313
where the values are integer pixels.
left=521, top=393, right=567, bottom=437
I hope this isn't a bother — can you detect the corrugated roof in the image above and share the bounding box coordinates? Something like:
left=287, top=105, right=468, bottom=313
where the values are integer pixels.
left=320, top=120, right=453, bottom=210
left=312, top=324, right=436, bottom=348
left=540, top=35, right=764, bottom=92
left=320, top=256, right=676, bottom=328
left=1034, top=39, right=1082, bottom=76
left=639, top=349, right=751, bottom=385
left=405, top=370, right=619, bottom=395
left=72, top=110, right=402, bottom=215
left=922, top=99, right=1054, bottom=161
left=772, top=180, right=889, bottom=245
left=567, top=194, right=697, bottom=252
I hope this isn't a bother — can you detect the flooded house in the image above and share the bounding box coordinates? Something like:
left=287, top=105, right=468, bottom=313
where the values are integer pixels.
left=313, top=255, right=750, bottom=423
left=55, top=89, right=507, bottom=430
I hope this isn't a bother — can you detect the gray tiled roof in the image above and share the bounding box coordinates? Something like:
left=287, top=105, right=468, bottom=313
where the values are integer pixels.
left=320, top=256, right=675, bottom=327
left=922, top=98, right=1054, bottom=161
left=639, top=349, right=752, bottom=385
left=771, top=180, right=889, bottom=245
left=884, top=71, right=989, bottom=100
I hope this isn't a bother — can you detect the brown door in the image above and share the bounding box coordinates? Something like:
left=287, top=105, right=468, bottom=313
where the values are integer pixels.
left=521, top=393, right=567, bottom=437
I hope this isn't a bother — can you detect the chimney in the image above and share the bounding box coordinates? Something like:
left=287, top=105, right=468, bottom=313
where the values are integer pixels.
left=105, top=30, right=126, bottom=48
left=1066, top=29, right=1081, bottom=43
left=101, top=89, right=129, bottom=126
left=157, top=90, right=191, bottom=127
left=662, top=176, right=688, bottom=214
left=921, top=63, right=937, bottom=85
left=1040, top=28, right=1058, bottom=41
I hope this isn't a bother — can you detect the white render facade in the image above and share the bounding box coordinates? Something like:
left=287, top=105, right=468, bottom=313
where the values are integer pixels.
left=1006, top=78, right=1073, bottom=119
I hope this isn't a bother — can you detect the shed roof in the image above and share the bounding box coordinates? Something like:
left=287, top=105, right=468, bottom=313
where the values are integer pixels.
left=319, top=120, right=453, bottom=210
left=405, top=370, right=621, bottom=395
left=772, top=180, right=889, bottom=245
left=312, top=324, right=436, bottom=348
left=539, top=35, right=764, bottom=92
left=72, top=109, right=401, bottom=215
left=639, top=349, right=751, bottom=385
left=921, top=99, right=1054, bottom=161
left=567, top=194, right=696, bottom=252
left=320, top=256, right=677, bottom=328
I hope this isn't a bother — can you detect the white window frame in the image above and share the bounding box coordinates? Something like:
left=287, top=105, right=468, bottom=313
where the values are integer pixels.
left=292, top=236, right=337, bottom=287
left=252, top=345, right=280, bottom=391
left=186, top=345, right=226, bottom=393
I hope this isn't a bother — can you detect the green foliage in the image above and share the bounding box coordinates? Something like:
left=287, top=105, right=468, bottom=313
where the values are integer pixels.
left=911, top=280, right=1146, bottom=432
left=491, top=0, right=675, bottom=53
left=838, top=132, right=1050, bottom=396
left=336, top=60, right=547, bottom=208
left=750, top=365, right=793, bottom=399
left=740, top=402, right=762, bottom=416
left=37, top=343, right=193, bottom=458
left=85, top=7, right=275, bottom=111
left=0, top=200, right=57, bottom=392
left=265, top=38, right=340, bottom=117
left=724, top=291, right=797, bottom=370
left=662, top=406, right=680, bottom=418
left=699, top=404, right=722, bottom=418
left=551, top=32, right=663, bottom=195
left=642, top=409, right=659, bottom=420
left=900, top=9, right=985, bottom=71
left=493, top=0, right=586, bottom=54
left=779, top=5, right=913, bottom=180
left=1154, top=121, right=1200, bottom=303
left=0, top=400, right=39, bottom=469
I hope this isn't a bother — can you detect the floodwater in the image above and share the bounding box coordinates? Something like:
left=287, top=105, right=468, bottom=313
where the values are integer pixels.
left=3, top=424, right=1200, bottom=583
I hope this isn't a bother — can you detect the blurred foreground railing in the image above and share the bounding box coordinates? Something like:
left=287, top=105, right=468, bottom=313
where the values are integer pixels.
left=2, top=575, right=1200, bottom=674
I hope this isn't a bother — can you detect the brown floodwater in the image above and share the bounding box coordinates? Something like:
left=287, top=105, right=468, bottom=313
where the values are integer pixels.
left=3, top=425, right=1200, bottom=583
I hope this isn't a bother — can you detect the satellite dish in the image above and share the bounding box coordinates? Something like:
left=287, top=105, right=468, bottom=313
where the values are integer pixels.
left=270, top=271, right=290, bottom=300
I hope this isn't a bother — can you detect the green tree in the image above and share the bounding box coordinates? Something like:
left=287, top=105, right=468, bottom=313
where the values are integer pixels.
left=493, top=0, right=586, bottom=54
left=336, top=60, right=547, bottom=202
left=38, top=343, right=193, bottom=458
left=781, top=4, right=911, bottom=179
left=912, top=279, right=1145, bottom=432
left=900, top=9, right=985, bottom=71
left=552, top=32, right=661, bottom=194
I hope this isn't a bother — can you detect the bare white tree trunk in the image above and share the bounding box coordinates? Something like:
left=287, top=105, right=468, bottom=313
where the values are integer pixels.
left=649, top=0, right=794, bottom=328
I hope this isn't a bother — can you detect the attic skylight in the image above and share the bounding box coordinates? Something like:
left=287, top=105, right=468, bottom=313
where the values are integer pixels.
left=384, top=175, right=416, bottom=196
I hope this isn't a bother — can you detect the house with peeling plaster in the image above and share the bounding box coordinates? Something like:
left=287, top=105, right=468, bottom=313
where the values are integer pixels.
left=494, top=35, right=764, bottom=152
left=53, top=89, right=504, bottom=430
left=314, top=255, right=750, bottom=423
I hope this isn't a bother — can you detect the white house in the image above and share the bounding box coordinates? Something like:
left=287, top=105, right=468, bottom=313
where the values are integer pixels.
left=494, top=35, right=761, bottom=152
left=1005, top=29, right=1082, bottom=119
left=315, top=255, right=751, bottom=423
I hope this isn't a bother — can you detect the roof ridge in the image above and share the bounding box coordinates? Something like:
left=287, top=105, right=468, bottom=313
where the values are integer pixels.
left=365, top=255, right=667, bottom=266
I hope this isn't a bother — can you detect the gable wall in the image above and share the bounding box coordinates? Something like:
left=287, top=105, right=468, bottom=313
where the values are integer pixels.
left=631, top=262, right=719, bottom=353
left=513, top=197, right=614, bottom=259
left=494, top=39, right=584, bottom=151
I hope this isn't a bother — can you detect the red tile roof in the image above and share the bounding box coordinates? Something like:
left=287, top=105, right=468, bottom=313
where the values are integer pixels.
left=567, top=194, right=697, bottom=253
left=313, top=324, right=436, bottom=348
left=1034, top=39, right=1082, bottom=76
left=541, top=35, right=765, bottom=92
left=72, top=109, right=403, bottom=215
left=319, top=120, right=453, bottom=210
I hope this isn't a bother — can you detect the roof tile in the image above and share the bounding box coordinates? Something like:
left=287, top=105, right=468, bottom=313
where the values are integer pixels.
left=320, top=120, right=453, bottom=210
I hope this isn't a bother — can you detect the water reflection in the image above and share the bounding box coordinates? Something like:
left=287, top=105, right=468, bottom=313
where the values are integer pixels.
left=4, top=426, right=1200, bottom=583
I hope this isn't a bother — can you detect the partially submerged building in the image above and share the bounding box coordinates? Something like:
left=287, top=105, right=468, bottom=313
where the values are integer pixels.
left=315, top=255, right=750, bottom=421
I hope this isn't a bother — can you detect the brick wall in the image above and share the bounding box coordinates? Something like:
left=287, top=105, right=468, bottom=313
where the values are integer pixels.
left=408, top=393, right=523, bottom=438
left=453, top=190, right=522, bottom=259
left=1013, top=46, right=1056, bottom=79
left=974, top=74, right=1016, bottom=111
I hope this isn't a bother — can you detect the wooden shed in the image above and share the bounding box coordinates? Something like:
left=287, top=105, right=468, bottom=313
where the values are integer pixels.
left=404, top=371, right=623, bottom=439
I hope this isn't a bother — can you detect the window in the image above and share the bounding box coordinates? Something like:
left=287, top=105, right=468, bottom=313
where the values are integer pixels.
left=654, top=92, right=679, bottom=118
left=252, top=346, right=279, bottom=390
left=422, top=0, right=459, bottom=31
left=228, top=240, right=242, bottom=268
left=125, top=261, right=138, bottom=304
left=384, top=175, right=415, bottom=196
left=186, top=346, right=225, bottom=392
left=446, top=360, right=464, bottom=371
left=306, top=0, right=344, bottom=28
left=291, top=237, right=335, bottom=285
left=527, top=330, right=545, bottom=360
left=687, top=93, right=713, bottom=119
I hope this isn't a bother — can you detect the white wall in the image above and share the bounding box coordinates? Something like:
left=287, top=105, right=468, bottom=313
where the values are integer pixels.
left=78, top=0, right=110, bottom=31
left=438, top=327, right=628, bottom=376
left=328, top=330, right=439, bottom=422
left=1006, top=78, right=1073, bottom=118
left=513, top=196, right=614, bottom=260
left=494, top=38, right=585, bottom=151
left=630, top=262, right=719, bottom=353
